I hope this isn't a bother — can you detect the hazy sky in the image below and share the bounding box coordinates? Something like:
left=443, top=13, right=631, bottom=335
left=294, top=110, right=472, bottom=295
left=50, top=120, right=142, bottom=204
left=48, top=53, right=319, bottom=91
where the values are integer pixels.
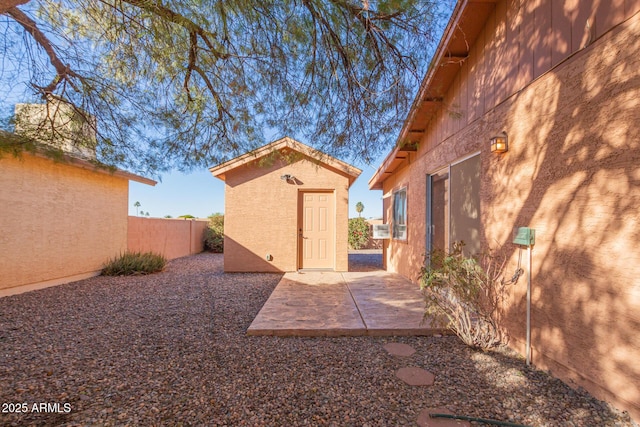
left=128, top=156, right=385, bottom=219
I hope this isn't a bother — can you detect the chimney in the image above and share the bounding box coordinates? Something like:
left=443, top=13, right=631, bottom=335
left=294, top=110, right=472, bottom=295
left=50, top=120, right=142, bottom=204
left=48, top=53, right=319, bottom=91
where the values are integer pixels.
left=14, top=101, right=97, bottom=160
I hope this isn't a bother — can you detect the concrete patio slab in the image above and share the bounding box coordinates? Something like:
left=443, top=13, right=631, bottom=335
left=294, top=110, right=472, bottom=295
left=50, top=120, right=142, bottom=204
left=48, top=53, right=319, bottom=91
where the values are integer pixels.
left=247, top=272, right=364, bottom=336
left=247, top=270, right=447, bottom=337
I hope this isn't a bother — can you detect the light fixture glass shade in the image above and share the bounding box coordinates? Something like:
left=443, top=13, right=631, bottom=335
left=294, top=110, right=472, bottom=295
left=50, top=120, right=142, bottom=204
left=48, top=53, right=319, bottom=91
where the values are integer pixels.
left=490, top=132, right=508, bottom=153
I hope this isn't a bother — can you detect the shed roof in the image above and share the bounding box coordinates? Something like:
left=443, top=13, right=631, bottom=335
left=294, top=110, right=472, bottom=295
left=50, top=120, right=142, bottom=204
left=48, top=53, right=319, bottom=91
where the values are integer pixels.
left=369, top=0, right=496, bottom=190
left=209, top=136, right=362, bottom=187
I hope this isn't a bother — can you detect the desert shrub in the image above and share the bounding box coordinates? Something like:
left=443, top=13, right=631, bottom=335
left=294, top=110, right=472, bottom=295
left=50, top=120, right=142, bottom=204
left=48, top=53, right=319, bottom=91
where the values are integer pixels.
left=348, top=217, right=370, bottom=250
left=419, top=241, right=508, bottom=350
left=102, top=251, right=166, bottom=276
left=205, top=213, right=224, bottom=253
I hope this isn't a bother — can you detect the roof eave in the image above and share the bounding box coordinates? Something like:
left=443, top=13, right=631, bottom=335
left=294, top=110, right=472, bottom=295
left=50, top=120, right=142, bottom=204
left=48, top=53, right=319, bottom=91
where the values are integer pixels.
left=42, top=151, right=157, bottom=185
left=0, top=131, right=156, bottom=185
left=209, top=136, right=362, bottom=186
left=368, top=0, right=472, bottom=190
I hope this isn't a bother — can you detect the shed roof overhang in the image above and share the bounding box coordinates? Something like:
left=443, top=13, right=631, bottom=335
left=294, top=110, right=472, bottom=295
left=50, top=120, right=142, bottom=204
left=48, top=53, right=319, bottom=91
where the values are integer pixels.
left=368, top=0, right=496, bottom=190
left=209, top=136, right=362, bottom=187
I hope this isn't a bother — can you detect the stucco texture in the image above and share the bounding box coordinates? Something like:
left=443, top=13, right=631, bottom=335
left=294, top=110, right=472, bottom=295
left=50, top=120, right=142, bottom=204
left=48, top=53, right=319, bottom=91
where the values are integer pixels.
left=221, top=151, right=353, bottom=273
left=0, top=153, right=129, bottom=292
left=127, top=217, right=208, bottom=260
left=377, top=1, right=640, bottom=420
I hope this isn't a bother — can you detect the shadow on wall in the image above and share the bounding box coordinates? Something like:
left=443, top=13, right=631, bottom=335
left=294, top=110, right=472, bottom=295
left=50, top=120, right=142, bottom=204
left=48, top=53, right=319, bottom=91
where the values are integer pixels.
left=223, top=236, right=286, bottom=273
left=348, top=251, right=383, bottom=272
left=484, top=16, right=640, bottom=418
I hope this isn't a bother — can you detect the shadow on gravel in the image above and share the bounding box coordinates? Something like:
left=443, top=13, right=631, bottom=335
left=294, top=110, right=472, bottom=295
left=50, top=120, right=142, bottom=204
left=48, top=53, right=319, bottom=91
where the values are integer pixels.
left=348, top=250, right=383, bottom=272
left=0, top=252, right=635, bottom=426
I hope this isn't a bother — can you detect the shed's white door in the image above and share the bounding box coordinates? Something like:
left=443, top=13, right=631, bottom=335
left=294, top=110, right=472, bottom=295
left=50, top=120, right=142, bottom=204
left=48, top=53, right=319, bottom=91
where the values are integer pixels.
left=298, top=191, right=334, bottom=270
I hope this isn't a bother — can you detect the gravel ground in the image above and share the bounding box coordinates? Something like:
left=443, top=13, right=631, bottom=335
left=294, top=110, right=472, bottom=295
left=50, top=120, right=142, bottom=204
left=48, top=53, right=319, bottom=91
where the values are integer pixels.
left=0, top=252, right=635, bottom=426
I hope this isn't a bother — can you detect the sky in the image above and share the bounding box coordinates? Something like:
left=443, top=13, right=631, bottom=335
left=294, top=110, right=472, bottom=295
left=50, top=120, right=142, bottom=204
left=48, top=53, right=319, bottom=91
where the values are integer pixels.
left=128, top=154, right=386, bottom=219
left=3, top=1, right=455, bottom=219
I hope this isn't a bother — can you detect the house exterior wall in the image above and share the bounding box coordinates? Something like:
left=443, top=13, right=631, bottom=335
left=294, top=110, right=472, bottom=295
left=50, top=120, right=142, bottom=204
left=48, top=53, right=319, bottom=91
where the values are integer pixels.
left=0, top=153, right=128, bottom=294
left=224, top=156, right=351, bottom=272
left=381, top=1, right=640, bottom=419
left=127, top=217, right=207, bottom=260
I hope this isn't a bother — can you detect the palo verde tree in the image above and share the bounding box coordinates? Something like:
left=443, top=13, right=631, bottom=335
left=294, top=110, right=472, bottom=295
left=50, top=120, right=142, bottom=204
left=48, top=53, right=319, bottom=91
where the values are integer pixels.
left=0, top=0, right=447, bottom=174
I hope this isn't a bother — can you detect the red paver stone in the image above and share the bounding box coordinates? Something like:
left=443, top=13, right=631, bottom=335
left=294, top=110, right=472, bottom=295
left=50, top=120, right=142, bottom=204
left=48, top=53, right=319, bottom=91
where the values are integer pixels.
left=395, top=366, right=435, bottom=386
left=383, top=342, right=416, bottom=357
left=417, top=407, right=471, bottom=427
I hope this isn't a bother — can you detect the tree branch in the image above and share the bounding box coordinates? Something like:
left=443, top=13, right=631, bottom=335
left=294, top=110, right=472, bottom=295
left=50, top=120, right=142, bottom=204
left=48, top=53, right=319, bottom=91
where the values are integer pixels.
left=0, top=0, right=29, bottom=15
left=191, top=63, right=231, bottom=124
left=123, top=0, right=227, bottom=59
left=183, top=31, right=197, bottom=102
left=6, top=6, right=82, bottom=94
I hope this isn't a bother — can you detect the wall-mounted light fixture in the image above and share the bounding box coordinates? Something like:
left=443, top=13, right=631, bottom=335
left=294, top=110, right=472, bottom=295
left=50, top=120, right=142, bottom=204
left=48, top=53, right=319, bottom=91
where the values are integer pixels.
left=490, top=131, right=508, bottom=153
left=280, top=174, right=294, bottom=181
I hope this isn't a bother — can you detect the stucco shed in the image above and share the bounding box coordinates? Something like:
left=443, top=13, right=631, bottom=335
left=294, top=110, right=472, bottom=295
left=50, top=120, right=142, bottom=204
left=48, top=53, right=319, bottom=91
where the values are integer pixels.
left=210, top=137, right=361, bottom=273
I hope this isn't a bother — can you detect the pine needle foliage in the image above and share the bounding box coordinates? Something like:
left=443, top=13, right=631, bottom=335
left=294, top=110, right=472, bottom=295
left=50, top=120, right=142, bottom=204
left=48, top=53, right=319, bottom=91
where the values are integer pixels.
left=1, top=0, right=448, bottom=173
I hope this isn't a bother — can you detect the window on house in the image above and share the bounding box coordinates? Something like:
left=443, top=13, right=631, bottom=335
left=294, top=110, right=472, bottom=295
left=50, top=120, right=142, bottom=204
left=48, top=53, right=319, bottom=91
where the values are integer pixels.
left=393, top=188, right=407, bottom=240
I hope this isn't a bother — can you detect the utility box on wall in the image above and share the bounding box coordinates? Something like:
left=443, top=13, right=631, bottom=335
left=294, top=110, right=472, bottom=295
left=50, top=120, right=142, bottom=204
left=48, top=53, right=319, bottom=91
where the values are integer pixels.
left=513, top=227, right=535, bottom=246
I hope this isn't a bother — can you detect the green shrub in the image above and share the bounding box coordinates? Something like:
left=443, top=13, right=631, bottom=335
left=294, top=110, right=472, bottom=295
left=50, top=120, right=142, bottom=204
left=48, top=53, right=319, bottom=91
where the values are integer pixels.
left=348, top=217, right=370, bottom=250
left=419, top=241, right=507, bottom=350
left=204, top=213, right=224, bottom=253
left=102, top=251, right=166, bottom=276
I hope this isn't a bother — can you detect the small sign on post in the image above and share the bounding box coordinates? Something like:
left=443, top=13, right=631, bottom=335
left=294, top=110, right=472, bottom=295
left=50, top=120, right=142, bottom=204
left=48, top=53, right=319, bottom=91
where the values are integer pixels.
left=372, top=224, right=390, bottom=239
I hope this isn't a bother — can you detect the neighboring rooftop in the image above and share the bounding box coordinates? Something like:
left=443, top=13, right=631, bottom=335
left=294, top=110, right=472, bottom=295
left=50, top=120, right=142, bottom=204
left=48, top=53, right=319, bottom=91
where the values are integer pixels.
left=0, top=130, right=155, bottom=187
left=14, top=102, right=98, bottom=161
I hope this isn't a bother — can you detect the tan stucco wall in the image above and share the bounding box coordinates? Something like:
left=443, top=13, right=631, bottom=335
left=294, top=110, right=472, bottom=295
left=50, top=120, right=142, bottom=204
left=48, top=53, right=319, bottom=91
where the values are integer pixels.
left=0, top=153, right=129, bottom=293
left=381, top=2, right=640, bottom=420
left=127, top=217, right=207, bottom=260
left=224, top=156, right=351, bottom=272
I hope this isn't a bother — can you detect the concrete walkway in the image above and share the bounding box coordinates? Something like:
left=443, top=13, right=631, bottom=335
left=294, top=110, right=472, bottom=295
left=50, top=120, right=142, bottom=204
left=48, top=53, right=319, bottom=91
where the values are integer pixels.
left=247, top=270, right=446, bottom=336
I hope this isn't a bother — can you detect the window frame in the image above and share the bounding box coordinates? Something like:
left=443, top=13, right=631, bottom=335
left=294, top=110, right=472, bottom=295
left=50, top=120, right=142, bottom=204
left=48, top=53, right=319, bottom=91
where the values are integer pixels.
left=392, top=187, right=407, bottom=241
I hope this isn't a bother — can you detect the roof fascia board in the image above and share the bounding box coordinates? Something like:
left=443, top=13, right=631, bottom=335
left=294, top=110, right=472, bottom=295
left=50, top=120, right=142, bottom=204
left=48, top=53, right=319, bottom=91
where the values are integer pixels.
left=210, top=136, right=362, bottom=185
left=368, top=0, right=469, bottom=190
left=33, top=150, right=157, bottom=186
left=1, top=130, right=156, bottom=185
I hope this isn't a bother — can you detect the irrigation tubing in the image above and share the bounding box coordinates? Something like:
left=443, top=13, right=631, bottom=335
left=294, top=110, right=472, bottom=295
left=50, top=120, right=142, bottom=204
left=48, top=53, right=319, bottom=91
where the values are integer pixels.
left=429, top=413, right=533, bottom=427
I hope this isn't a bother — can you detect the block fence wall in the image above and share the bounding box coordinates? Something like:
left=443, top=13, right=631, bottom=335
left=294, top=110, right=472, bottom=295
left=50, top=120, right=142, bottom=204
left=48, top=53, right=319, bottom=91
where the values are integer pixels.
left=127, top=217, right=208, bottom=261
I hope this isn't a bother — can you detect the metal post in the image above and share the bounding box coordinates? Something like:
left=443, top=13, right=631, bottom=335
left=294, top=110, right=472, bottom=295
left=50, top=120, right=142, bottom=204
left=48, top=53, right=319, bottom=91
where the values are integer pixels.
left=526, top=245, right=532, bottom=366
